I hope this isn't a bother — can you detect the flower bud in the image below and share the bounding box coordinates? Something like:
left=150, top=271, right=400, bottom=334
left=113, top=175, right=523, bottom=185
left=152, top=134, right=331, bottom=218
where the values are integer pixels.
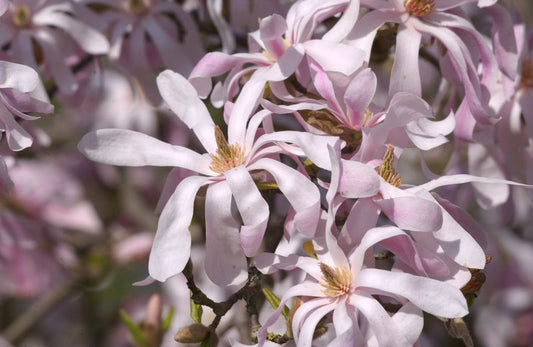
left=174, top=323, right=210, bottom=343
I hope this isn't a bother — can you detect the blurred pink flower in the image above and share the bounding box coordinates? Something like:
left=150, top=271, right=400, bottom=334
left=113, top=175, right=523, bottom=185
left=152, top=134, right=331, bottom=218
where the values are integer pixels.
left=0, top=0, right=109, bottom=94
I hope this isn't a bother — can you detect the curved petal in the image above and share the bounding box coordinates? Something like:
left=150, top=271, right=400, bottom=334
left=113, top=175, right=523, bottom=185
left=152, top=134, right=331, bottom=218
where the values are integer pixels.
left=344, top=67, right=376, bottom=127
left=249, top=158, right=321, bottom=236
left=205, top=182, right=248, bottom=286
left=357, top=268, right=469, bottom=318
left=148, top=176, right=210, bottom=281
left=338, top=159, right=381, bottom=198
left=258, top=282, right=325, bottom=345
left=392, top=302, right=424, bottom=346
left=0, top=61, right=39, bottom=92
left=374, top=195, right=443, bottom=232
left=304, top=40, right=366, bottom=76
left=33, top=30, right=78, bottom=94
left=157, top=70, right=216, bottom=153
left=252, top=131, right=341, bottom=170
left=353, top=293, right=411, bottom=347
left=225, top=166, right=269, bottom=257
left=295, top=301, right=337, bottom=347
left=78, top=129, right=213, bottom=175
left=33, top=11, right=109, bottom=54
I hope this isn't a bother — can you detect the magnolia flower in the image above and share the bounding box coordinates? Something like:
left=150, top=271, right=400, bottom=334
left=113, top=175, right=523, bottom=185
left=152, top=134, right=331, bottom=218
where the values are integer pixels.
left=256, top=226, right=469, bottom=347
left=79, top=70, right=340, bottom=286
left=0, top=60, right=53, bottom=152
left=79, top=0, right=204, bottom=103
left=345, top=0, right=512, bottom=140
left=189, top=0, right=364, bottom=112
left=0, top=0, right=109, bottom=94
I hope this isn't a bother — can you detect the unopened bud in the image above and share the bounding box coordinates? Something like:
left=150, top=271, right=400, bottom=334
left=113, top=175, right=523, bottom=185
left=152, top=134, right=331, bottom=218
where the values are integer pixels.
left=174, top=323, right=210, bottom=343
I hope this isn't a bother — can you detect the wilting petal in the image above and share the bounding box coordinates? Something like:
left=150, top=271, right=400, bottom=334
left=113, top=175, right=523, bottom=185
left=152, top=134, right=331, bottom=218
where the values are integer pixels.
left=225, top=166, right=269, bottom=257
left=204, top=182, right=248, bottom=286
left=357, top=268, right=469, bottom=318
left=78, top=129, right=213, bottom=175
left=148, top=176, right=210, bottom=282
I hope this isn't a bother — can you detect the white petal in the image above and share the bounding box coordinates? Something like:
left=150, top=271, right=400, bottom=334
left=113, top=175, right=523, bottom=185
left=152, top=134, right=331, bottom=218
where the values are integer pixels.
left=78, top=129, right=213, bottom=175
left=148, top=176, right=210, bottom=281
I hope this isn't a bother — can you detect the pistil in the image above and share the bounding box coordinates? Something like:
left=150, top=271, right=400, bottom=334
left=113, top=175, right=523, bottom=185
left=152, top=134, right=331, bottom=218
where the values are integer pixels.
left=209, top=126, right=245, bottom=174
left=12, top=5, right=31, bottom=27
left=404, top=0, right=435, bottom=17
left=319, top=263, right=352, bottom=297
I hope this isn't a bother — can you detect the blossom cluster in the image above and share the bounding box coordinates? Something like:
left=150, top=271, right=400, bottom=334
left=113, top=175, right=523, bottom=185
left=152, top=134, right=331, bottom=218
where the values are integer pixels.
left=1, top=0, right=533, bottom=346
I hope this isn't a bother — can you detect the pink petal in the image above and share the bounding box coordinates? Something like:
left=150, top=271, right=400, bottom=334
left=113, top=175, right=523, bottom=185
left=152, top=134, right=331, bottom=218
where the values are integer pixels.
left=304, top=40, right=366, bottom=76
left=344, top=68, right=377, bottom=127
left=374, top=196, right=443, bottom=232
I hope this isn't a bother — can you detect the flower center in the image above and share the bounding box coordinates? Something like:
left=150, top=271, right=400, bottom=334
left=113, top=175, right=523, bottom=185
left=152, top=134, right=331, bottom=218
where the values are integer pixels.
left=125, top=0, right=149, bottom=16
left=403, top=0, right=435, bottom=17
left=12, top=5, right=31, bottom=27
left=520, top=59, right=533, bottom=89
left=209, top=126, right=245, bottom=174
left=377, top=145, right=402, bottom=187
left=319, top=263, right=352, bottom=297
left=262, top=37, right=291, bottom=62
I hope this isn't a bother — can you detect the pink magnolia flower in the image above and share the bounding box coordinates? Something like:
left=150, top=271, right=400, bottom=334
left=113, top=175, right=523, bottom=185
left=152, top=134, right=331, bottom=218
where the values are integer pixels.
left=189, top=1, right=364, bottom=111
left=0, top=60, right=53, bottom=152
left=256, top=226, right=468, bottom=347
left=79, top=0, right=204, bottom=103
left=345, top=0, right=513, bottom=140
left=78, top=70, right=340, bottom=286
left=0, top=0, right=109, bottom=94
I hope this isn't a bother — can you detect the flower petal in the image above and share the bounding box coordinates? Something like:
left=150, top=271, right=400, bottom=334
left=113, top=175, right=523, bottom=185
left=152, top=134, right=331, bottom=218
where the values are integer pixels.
left=357, top=268, right=469, bottom=318
left=250, top=158, right=321, bottom=235
left=78, top=129, right=213, bottom=175
left=148, top=176, right=210, bottom=281
left=225, top=166, right=269, bottom=257
left=204, top=182, right=248, bottom=286
left=157, top=70, right=216, bottom=153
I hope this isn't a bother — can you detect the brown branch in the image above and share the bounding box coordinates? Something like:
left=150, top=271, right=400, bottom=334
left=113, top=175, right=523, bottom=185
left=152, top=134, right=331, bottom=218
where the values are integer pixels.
left=182, top=260, right=262, bottom=332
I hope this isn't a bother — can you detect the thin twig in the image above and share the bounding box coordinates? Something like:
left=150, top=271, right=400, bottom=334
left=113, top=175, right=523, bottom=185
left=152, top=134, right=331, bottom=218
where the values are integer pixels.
left=2, top=281, right=77, bottom=343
